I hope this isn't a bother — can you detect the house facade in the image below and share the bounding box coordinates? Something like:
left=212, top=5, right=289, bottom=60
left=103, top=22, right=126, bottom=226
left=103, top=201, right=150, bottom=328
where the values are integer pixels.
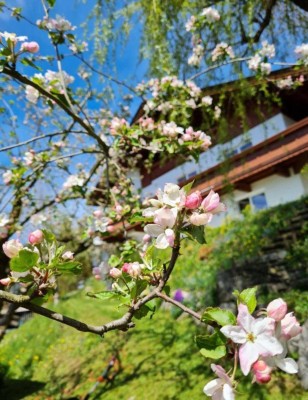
left=137, top=75, right=308, bottom=227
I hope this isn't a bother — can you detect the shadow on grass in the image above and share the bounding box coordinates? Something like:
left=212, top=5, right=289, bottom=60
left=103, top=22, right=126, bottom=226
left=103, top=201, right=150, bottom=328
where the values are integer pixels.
left=0, top=378, right=45, bottom=400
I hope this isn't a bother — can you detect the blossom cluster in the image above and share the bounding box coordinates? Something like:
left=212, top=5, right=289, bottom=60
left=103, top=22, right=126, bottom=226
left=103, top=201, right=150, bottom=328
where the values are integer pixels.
left=185, top=7, right=220, bottom=33
left=0, top=230, right=77, bottom=295
left=143, top=183, right=226, bottom=249
left=37, top=15, right=76, bottom=32
left=247, top=41, right=275, bottom=75
left=0, top=31, right=39, bottom=55
left=211, top=42, right=235, bottom=62
left=204, top=299, right=302, bottom=399
left=294, top=43, right=308, bottom=66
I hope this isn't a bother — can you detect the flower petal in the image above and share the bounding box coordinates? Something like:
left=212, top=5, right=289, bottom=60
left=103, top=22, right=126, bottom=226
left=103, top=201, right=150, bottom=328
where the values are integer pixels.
left=253, top=317, right=275, bottom=336
left=144, top=224, right=164, bottom=237
left=203, top=378, right=223, bottom=396
left=237, top=304, right=254, bottom=332
left=239, top=341, right=259, bottom=375
left=255, top=334, right=283, bottom=357
left=275, top=357, right=298, bottom=374
left=222, top=383, right=234, bottom=400
left=155, top=233, right=170, bottom=249
left=220, top=325, right=247, bottom=344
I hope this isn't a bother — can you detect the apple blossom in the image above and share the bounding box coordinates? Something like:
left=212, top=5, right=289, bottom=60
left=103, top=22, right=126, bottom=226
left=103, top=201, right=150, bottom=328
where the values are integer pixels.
left=220, top=304, right=283, bottom=375
left=185, top=191, right=202, bottom=209
left=109, top=268, right=122, bottom=279
left=201, top=7, right=220, bottom=22
left=21, top=41, right=40, bottom=53
left=252, top=360, right=272, bottom=384
left=2, top=239, right=23, bottom=258
left=280, top=312, right=302, bottom=339
left=267, top=298, right=287, bottom=321
left=0, top=277, right=11, bottom=286
left=2, top=170, right=13, bottom=185
left=264, top=340, right=299, bottom=374
left=203, top=364, right=234, bottom=400
left=190, top=212, right=213, bottom=226
left=62, top=251, right=74, bottom=260
left=201, top=190, right=225, bottom=213
left=29, top=229, right=44, bottom=245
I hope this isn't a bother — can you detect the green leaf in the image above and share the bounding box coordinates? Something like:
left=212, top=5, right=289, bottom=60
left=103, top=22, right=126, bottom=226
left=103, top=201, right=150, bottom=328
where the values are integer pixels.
left=200, top=345, right=226, bottom=360
left=129, top=213, right=151, bottom=224
left=130, top=279, right=147, bottom=300
left=144, top=244, right=171, bottom=269
left=42, top=230, right=56, bottom=244
left=108, top=254, right=121, bottom=268
left=134, top=304, right=151, bottom=320
left=20, top=58, right=42, bottom=71
left=182, top=180, right=194, bottom=194
left=233, top=287, right=257, bottom=313
left=10, top=250, right=39, bottom=272
left=183, top=225, right=206, bottom=244
left=46, top=0, right=56, bottom=7
left=201, top=307, right=236, bottom=326
left=56, top=261, right=81, bottom=274
left=87, top=290, right=127, bottom=301
left=195, top=331, right=226, bottom=350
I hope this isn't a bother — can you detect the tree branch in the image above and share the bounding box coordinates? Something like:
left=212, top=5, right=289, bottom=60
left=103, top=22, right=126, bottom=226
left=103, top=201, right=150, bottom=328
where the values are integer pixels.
left=155, top=291, right=201, bottom=321
left=2, top=66, right=109, bottom=156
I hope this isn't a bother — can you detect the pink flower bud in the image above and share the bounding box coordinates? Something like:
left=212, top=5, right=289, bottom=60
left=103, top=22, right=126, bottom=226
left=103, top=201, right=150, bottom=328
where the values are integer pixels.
left=267, top=298, right=287, bottom=321
left=185, top=191, right=202, bottom=209
left=115, top=204, right=123, bottom=213
left=182, top=133, right=192, bottom=141
left=121, top=263, right=130, bottom=273
left=94, top=274, right=101, bottom=280
left=21, top=41, right=40, bottom=53
left=281, top=312, right=302, bottom=339
left=107, top=225, right=115, bottom=233
left=93, top=209, right=103, bottom=218
left=2, top=239, right=23, bottom=258
left=252, top=360, right=272, bottom=384
left=109, top=267, right=122, bottom=279
left=62, top=251, right=74, bottom=260
left=142, top=234, right=151, bottom=243
left=0, top=277, right=11, bottom=286
left=201, top=190, right=220, bottom=212
left=190, top=212, right=212, bottom=226
left=129, top=262, right=142, bottom=278
left=28, top=229, right=44, bottom=245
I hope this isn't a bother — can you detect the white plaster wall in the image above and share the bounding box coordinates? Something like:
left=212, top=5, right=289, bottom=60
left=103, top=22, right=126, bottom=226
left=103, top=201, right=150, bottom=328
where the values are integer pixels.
left=142, top=113, right=295, bottom=198
left=208, top=172, right=306, bottom=227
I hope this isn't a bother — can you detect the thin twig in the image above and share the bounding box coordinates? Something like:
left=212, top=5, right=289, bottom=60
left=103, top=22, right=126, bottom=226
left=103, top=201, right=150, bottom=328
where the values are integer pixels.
left=155, top=291, right=201, bottom=321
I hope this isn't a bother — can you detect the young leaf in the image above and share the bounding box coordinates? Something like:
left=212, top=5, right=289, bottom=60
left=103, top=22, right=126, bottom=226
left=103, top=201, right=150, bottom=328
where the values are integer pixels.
left=233, top=287, right=257, bottom=313
left=42, top=230, right=56, bottom=244
left=134, top=304, right=151, bottom=320
left=87, top=290, right=127, bottom=301
left=130, top=279, right=147, bottom=300
left=201, top=307, right=236, bottom=326
left=200, top=345, right=226, bottom=360
left=56, top=261, right=82, bottom=274
left=182, top=225, right=206, bottom=244
left=182, top=180, right=194, bottom=194
left=10, top=250, right=39, bottom=272
left=195, top=331, right=226, bottom=350
left=108, top=254, right=121, bottom=268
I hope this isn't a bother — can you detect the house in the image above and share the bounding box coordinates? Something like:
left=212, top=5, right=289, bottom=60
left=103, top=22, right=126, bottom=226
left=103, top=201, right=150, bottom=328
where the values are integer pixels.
left=135, top=68, right=308, bottom=227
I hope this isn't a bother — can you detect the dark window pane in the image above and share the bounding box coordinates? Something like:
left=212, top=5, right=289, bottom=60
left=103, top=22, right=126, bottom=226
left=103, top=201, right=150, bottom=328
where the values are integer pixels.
left=240, top=141, right=252, bottom=152
left=238, top=198, right=250, bottom=212
left=251, top=193, right=268, bottom=210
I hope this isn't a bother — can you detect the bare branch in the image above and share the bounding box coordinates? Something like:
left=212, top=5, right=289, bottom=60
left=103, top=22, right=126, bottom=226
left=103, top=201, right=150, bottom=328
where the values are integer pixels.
left=155, top=291, right=201, bottom=321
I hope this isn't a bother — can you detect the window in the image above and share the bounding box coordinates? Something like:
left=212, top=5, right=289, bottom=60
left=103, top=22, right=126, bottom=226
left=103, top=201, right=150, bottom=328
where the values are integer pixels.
left=238, top=198, right=250, bottom=212
left=240, top=140, right=252, bottom=152
left=251, top=193, right=268, bottom=210
left=238, top=192, right=268, bottom=212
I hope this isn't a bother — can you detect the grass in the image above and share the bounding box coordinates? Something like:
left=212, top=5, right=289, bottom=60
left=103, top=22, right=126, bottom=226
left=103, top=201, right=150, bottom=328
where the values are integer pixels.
left=0, top=279, right=307, bottom=400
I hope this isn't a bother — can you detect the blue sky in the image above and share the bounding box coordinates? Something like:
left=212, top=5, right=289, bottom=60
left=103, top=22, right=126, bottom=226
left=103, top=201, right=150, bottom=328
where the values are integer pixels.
left=0, top=0, right=147, bottom=115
